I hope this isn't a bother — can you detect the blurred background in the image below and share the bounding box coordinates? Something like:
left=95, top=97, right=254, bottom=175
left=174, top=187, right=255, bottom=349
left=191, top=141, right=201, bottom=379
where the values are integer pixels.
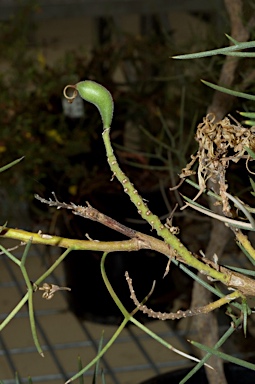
left=1, top=1, right=255, bottom=383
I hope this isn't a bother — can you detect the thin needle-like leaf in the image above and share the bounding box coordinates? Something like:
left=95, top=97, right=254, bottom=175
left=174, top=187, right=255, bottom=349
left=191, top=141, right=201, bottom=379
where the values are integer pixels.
left=239, top=111, right=255, bottom=118
left=15, top=372, right=22, bottom=384
left=221, top=52, right=255, bottom=57
left=189, top=340, right=255, bottom=371
left=245, top=146, right=255, bottom=160
left=224, top=265, right=255, bottom=277
left=65, top=252, right=211, bottom=384
left=182, top=196, right=253, bottom=230
left=20, top=259, right=44, bottom=357
left=0, top=244, right=21, bottom=266
left=0, top=293, right=28, bottom=331
left=242, top=120, right=255, bottom=126
left=93, top=332, right=104, bottom=384
left=237, top=242, right=255, bottom=267
left=65, top=317, right=129, bottom=383
left=225, top=192, right=255, bottom=229
left=173, top=40, right=255, bottom=59
left=0, top=248, right=74, bottom=332
left=101, top=370, right=106, bottom=384
left=249, top=177, right=255, bottom=195
left=180, top=317, right=242, bottom=383
left=77, top=356, right=84, bottom=384
left=0, top=157, right=24, bottom=174
left=201, top=80, right=255, bottom=101
left=27, top=288, right=44, bottom=356
left=21, top=238, right=32, bottom=266
left=184, top=178, right=222, bottom=201
left=35, top=247, right=73, bottom=286
left=225, top=33, right=240, bottom=45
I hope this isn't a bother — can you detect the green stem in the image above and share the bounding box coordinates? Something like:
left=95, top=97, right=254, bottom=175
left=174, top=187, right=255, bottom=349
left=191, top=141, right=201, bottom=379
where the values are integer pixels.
left=27, top=287, right=44, bottom=356
left=102, top=126, right=228, bottom=282
left=0, top=244, right=21, bottom=266
left=65, top=252, right=132, bottom=383
left=66, top=80, right=230, bottom=283
left=35, top=247, right=73, bottom=286
left=65, top=317, right=129, bottom=384
left=0, top=227, right=139, bottom=252
left=19, top=241, right=44, bottom=356
left=0, top=247, right=73, bottom=332
left=65, top=251, right=206, bottom=383
left=235, top=231, right=255, bottom=263
left=0, top=293, right=28, bottom=331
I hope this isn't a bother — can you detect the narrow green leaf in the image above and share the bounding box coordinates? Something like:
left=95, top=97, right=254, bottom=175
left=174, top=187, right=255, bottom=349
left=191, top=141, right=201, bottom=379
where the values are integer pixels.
left=77, top=356, right=84, bottom=384
left=20, top=256, right=44, bottom=357
left=182, top=195, right=254, bottom=230
left=237, top=242, right=255, bottom=267
left=201, top=80, right=255, bottom=101
left=0, top=222, right=7, bottom=231
left=35, top=247, right=73, bottom=286
left=0, top=244, right=21, bottom=266
left=180, top=318, right=242, bottom=384
left=27, top=283, right=44, bottom=356
left=0, top=293, right=29, bottom=331
left=65, top=252, right=216, bottom=384
left=181, top=194, right=212, bottom=212
left=65, top=319, right=128, bottom=383
left=190, top=340, right=255, bottom=370
left=226, top=192, right=255, bottom=229
left=224, top=265, right=255, bottom=277
left=225, top=33, right=240, bottom=45
left=245, top=146, right=255, bottom=160
left=0, top=157, right=24, bottom=174
left=21, top=238, right=32, bottom=266
left=239, top=111, right=255, bottom=118
left=93, top=331, right=104, bottom=384
left=173, top=40, right=255, bottom=59
left=15, top=372, right=22, bottom=384
left=65, top=253, right=130, bottom=384
left=222, top=51, right=255, bottom=57
left=101, top=369, right=106, bottom=384
left=242, top=120, right=255, bottom=126
left=249, top=177, right=255, bottom=194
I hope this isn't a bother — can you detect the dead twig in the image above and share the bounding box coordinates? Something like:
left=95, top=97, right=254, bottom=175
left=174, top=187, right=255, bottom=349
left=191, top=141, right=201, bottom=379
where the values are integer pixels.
left=125, top=271, right=241, bottom=320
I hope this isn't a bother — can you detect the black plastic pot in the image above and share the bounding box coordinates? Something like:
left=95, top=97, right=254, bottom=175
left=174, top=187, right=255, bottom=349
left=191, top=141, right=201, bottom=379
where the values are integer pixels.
left=139, top=363, right=255, bottom=384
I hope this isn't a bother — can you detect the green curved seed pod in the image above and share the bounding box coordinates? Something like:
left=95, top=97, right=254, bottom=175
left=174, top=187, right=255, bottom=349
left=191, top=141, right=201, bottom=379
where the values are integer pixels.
left=76, top=80, right=114, bottom=129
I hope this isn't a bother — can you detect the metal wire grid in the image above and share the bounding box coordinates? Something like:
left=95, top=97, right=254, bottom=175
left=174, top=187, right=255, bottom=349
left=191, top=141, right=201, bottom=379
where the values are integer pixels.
left=0, top=241, right=198, bottom=384
left=1, top=240, right=254, bottom=383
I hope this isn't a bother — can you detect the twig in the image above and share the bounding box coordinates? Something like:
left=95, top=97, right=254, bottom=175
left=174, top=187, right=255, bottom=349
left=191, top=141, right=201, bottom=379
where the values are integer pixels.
left=0, top=241, right=25, bottom=255
left=35, top=193, right=137, bottom=239
left=34, top=194, right=234, bottom=284
left=125, top=271, right=241, bottom=320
